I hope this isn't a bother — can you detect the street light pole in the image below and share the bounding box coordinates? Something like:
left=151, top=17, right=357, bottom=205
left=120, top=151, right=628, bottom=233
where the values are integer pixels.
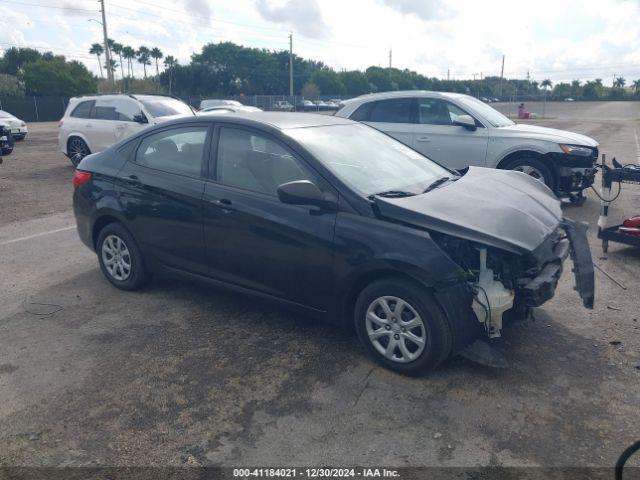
left=289, top=33, right=293, bottom=97
left=99, top=0, right=113, bottom=88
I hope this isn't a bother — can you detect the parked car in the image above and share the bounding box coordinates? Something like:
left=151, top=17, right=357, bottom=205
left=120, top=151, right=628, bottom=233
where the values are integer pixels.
left=0, top=110, right=28, bottom=140
left=297, top=100, right=316, bottom=112
left=324, top=100, right=341, bottom=110
left=336, top=91, right=599, bottom=203
left=72, top=112, right=593, bottom=375
left=58, top=94, right=195, bottom=165
left=199, top=99, right=242, bottom=110
left=564, top=98, right=575, bottom=102
left=197, top=105, right=262, bottom=115
left=313, top=100, right=331, bottom=111
left=273, top=100, right=294, bottom=112
left=0, top=124, right=14, bottom=155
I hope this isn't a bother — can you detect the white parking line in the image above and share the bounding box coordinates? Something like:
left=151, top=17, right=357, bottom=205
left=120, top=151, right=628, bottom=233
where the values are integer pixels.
left=0, top=226, right=75, bottom=247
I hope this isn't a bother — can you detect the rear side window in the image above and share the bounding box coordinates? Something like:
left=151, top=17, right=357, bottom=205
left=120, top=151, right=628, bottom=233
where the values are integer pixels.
left=71, top=100, right=94, bottom=119
left=368, top=98, right=413, bottom=123
left=136, top=126, right=208, bottom=178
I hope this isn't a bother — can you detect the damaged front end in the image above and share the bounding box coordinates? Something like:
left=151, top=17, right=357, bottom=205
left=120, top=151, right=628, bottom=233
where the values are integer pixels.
left=431, top=218, right=594, bottom=338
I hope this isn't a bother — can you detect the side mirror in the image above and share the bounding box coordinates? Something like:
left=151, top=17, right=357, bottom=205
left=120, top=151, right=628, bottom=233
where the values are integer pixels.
left=277, top=180, right=335, bottom=209
left=133, top=113, right=148, bottom=124
left=453, top=114, right=476, bottom=131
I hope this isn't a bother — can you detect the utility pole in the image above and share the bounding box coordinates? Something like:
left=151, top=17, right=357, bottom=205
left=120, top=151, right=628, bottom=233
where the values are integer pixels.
left=388, top=48, right=392, bottom=68
left=99, top=0, right=113, bottom=88
left=498, top=54, right=505, bottom=99
left=289, top=33, right=293, bottom=97
left=447, top=69, right=450, bottom=81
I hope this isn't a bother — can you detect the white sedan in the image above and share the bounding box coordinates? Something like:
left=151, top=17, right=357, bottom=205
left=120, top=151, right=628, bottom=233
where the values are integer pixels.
left=0, top=110, right=28, bottom=140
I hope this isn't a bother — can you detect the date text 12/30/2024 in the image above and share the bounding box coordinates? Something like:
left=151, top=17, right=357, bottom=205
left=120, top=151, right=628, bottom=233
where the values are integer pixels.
left=233, top=468, right=400, bottom=478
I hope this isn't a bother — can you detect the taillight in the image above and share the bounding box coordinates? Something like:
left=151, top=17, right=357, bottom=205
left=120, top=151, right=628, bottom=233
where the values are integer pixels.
left=73, top=170, right=92, bottom=188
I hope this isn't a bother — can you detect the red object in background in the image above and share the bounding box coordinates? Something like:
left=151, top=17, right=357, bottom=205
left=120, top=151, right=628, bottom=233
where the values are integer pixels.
left=622, top=216, right=640, bottom=228
left=73, top=170, right=91, bottom=188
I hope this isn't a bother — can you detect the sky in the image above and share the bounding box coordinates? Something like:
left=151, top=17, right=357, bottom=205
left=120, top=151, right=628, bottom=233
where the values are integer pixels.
left=1, top=0, right=639, bottom=86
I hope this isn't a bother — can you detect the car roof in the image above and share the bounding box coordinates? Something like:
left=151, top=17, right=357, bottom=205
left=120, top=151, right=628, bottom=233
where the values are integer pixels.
left=169, top=112, right=354, bottom=130
left=343, top=90, right=467, bottom=105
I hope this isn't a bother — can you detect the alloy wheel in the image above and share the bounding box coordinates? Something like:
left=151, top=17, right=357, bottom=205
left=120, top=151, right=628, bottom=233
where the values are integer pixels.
left=101, top=234, right=132, bottom=281
left=513, top=164, right=544, bottom=181
left=365, top=296, right=427, bottom=363
left=69, top=138, right=88, bottom=165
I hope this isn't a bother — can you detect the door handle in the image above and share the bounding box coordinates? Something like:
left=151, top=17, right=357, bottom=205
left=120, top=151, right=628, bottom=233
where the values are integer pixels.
left=123, top=174, right=142, bottom=186
left=212, top=198, right=235, bottom=213
left=416, top=136, right=431, bottom=142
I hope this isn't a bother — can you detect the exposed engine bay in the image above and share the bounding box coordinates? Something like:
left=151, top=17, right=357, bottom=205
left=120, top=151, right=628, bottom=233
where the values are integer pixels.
left=431, top=223, right=587, bottom=338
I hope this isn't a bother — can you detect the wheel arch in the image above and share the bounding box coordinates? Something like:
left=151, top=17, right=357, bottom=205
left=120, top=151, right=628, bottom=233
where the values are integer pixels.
left=66, top=133, right=93, bottom=155
left=496, top=149, right=558, bottom=187
left=342, top=267, right=436, bottom=329
left=91, top=212, right=129, bottom=250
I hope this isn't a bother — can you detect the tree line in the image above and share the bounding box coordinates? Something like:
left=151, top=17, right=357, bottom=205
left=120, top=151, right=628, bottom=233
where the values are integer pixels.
left=1, top=41, right=639, bottom=100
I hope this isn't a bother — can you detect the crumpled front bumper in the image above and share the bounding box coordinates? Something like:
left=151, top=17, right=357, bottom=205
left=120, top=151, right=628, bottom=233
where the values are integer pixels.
left=519, top=218, right=594, bottom=309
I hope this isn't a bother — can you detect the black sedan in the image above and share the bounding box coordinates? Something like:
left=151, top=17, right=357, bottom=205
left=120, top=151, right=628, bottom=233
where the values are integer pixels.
left=72, top=113, right=594, bottom=375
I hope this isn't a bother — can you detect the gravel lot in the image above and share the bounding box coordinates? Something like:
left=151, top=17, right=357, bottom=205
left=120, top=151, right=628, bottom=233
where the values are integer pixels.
left=0, top=103, right=639, bottom=469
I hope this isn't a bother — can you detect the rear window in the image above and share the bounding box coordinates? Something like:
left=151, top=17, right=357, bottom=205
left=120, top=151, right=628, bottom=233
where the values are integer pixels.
left=139, top=98, right=193, bottom=118
left=71, top=100, right=94, bottom=119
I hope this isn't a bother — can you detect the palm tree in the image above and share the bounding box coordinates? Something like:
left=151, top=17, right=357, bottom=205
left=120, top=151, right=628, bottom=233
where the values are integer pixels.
left=89, top=43, right=104, bottom=78
left=105, top=59, right=119, bottom=79
left=150, top=47, right=163, bottom=79
left=633, top=79, right=640, bottom=95
left=122, top=46, right=136, bottom=78
left=540, top=78, right=553, bottom=91
left=112, top=42, right=125, bottom=81
left=163, top=55, right=177, bottom=93
left=137, top=46, right=151, bottom=78
left=613, top=76, right=626, bottom=89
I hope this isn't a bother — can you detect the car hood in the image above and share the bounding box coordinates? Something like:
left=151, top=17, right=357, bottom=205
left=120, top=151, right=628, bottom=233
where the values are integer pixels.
left=374, top=167, right=563, bottom=256
left=495, top=123, right=598, bottom=147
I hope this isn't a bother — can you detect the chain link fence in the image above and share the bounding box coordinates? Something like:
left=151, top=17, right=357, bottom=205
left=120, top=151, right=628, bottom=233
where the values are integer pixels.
left=2, top=93, right=635, bottom=122
left=0, top=94, right=353, bottom=121
left=0, top=96, right=70, bottom=122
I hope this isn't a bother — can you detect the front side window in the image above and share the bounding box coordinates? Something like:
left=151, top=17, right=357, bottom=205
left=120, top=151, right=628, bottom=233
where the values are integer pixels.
left=113, top=99, right=143, bottom=122
left=368, top=98, right=413, bottom=123
left=286, top=123, right=451, bottom=197
left=71, top=100, right=94, bottom=119
left=418, top=98, right=454, bottom=125
left=216, top=127, right=312, bottom=196
left=135, top=126, right=208, bottom=177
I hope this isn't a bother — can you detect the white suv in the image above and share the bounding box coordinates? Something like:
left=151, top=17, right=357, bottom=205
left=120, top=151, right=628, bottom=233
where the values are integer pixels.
left=336, top=91, right=599, bottom=202
left=58, top=94, right=194, bottom=165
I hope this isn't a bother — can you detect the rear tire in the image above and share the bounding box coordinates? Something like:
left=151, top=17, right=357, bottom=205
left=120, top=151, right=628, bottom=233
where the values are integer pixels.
left=67, top=137, right=90, bottom=166
left=354, top=277, right=452, bottom=376
left=503, top=157, right=555, bottom=189
left=96, top=223, right=149, bottom=291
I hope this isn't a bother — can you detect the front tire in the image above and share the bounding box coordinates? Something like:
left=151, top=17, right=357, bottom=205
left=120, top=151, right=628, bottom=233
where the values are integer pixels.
left=354, top=278, right=452, bottom=376
left=504, top=157, right=555, bottom=189
left=96, top=223, right=149, bottom=291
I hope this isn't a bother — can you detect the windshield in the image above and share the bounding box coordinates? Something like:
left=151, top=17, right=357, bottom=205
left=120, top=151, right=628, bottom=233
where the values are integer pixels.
left=457, top=96, right=514, bottom=127
left=286, top=123, right=452, bottom=196
left=139, top=98, right=193, bottom=118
